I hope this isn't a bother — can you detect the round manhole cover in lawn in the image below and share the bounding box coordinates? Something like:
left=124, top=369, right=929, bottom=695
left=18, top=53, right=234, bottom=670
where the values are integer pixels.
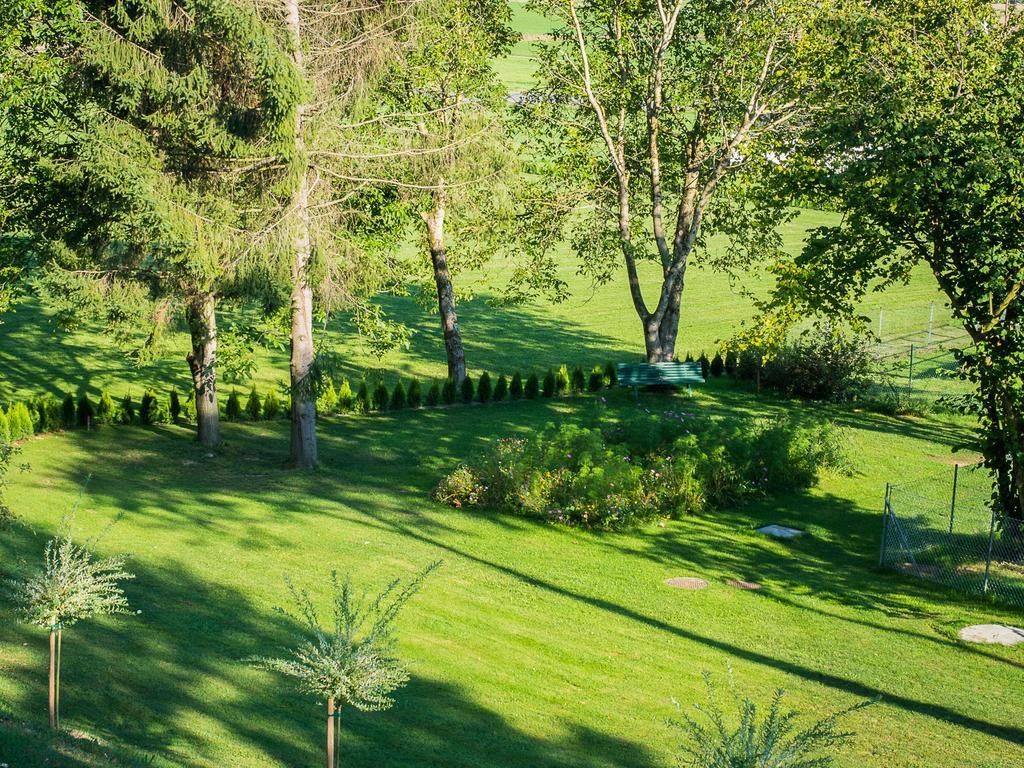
left=958, top=624, right=1024, bottom=646
left=727, top=579, right=762, bottom=590
left=665, top=577, right=709, bottom=589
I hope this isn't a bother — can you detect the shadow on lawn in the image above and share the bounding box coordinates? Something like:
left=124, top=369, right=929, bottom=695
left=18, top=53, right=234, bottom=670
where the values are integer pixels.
left=0, top=519, right=658, bottom=768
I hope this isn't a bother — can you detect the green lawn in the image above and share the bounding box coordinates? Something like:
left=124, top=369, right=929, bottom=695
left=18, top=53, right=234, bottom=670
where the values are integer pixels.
left=1, top=383, right=1021, bottom=768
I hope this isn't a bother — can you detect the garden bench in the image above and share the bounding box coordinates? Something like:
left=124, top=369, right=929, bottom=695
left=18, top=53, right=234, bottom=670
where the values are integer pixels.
left=616, top=361, right=705, bottom=398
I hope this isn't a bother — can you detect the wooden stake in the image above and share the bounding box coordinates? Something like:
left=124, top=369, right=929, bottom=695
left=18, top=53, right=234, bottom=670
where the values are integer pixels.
left=326, top=697, right=335, bottom=768
left=55, top=628, right=62, bottom=730
left=48, top=629, right=56, bottom=729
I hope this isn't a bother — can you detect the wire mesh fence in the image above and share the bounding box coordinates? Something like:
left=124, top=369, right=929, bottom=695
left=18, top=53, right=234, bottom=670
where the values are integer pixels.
left=880, top=464, right=1024, bottom=607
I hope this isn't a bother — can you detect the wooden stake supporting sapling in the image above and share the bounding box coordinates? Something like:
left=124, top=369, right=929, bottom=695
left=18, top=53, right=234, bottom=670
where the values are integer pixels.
left=251, top=562, right=440, bottom=768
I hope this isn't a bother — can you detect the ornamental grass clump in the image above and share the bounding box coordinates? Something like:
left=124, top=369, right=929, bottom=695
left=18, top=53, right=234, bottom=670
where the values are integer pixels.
left=250, top=563, right=440, bottom=768
left=7, top=504, right=134, bottom=730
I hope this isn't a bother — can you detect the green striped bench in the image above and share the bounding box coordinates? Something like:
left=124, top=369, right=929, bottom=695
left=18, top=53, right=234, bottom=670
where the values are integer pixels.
left=616, top=361, right=705, bottom=398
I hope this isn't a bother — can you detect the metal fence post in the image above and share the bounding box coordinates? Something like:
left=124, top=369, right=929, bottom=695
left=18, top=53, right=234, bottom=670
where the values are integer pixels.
left=948, top=463, right=959, bottom=537
left=908, top=344, right=915, bottom=389
left=877, top=308, right=884, bottom=348
left=927, top=302, right=934, bottom=346
left=880, top=483, right=892, bottom=566
left=982, top=509, right=997, bottom=594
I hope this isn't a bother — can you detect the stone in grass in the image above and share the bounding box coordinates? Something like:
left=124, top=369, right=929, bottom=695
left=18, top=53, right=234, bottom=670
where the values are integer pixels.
left=727, top=579, right=762, bottom=590
left=665, top=577, right=708, bottom=590
left=756, top=524, right=806, bottom=540
left=958, top=624, right=1024, bottom=647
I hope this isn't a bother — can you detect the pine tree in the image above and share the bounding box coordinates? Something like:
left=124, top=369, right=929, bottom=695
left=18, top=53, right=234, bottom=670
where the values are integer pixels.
left=246, top=387, right=262, bottom=421
left=604, top=361, right=618, bottom=387
left=373, top=381, right=389, bottom=412
left=493, top=374, right=508, bottom=402
left=226, top=391, right=242, bottom=422
left=407, top=379, right=422, bottom=408
left=588, top=365, right=604, bottom=392
left=390, top=381, right=407, bottom=410
left=477, top=372, right=492, bottom=403
left=169, top=390, right=182, bottom=423
left=685, top=352, right=695, bottom=362
left=76, top=394, right=95, bottom=428
left=426, top=381, right=441, bottom=407
left=442, top=378, right=457, bottom=405
left=337, top=379, right=354, bottom=412
left=355, top=381, right=371, bottom=414
left=725, top=350, right=738, bottom=376
left=460, top=375, right=475, bottom=404
left=118, top=394, right=135, bottom=425
left=510, top=372, right=523, bottom=400
left=525, top=373, right=539, bottom=399
left=699, top=352, right=710, bottom=380
left=263, top=389, right=281, bottom=420
left=61, top=393, right=75, bottom=428
left=710, top=352, right=725, bottom=377
left=8, top=403, right=33, bottom=441
left=555, top=365, right=570, bottom=394
left=0, top=410, right=9, bottom=444
left=44, top=398, right=63, bottom=430
left=542, top=370, right=555, bottom=397
left=571, top=366, right=586, bottom=394
left=317, top=380, right=339, bottom=415
left=140, top=390, right=168, bottom=424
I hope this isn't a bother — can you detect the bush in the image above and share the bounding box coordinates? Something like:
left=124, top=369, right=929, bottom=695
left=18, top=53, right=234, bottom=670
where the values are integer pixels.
left=699, top=352, right=710, bottom=380
left=372, top=381, right=389, bottom=411
left=758, top=332, right=875, bottom=403
left=96, top=391, right=116, bottom=425
left=441, top=378, right=457, bottom=405
left=76, top=393, right=95, bottom=427
left=169, top=390, right=182, bottom=422
left=317, top=379, right=339, bottom=415
left=263, top=389, right=281, bottom=420
left=407, top=379, right=422, bottom=408
left=684, top=352, right=694, bottom=363
left=604, top=362, right=617, bottom=387
left=118, top=394, right=135, bottom=425
left=570, top=366, right=586, bottom=394
left=8, top=403, right=34, bottom=441
left=390, top=381, right=407, bottom=410
left=435, top=412, right=846, bottom=529
left=0, top=410, right=9, bottom=444
left=724, top=349, right=737, bottom=376
left=493, top=374, right=508, bottom=402
left=460, top=375, right=474, bottom=404
left=62, top=393, right=76, bottom=428
left=588, top=365, right=604, bottom=392
left=710, top=352, right=725, bottom=377
left=181, top=394, right=197, bottom=423
left=225, top=390, right=242, bottom=421
left=525, top=373, right=539, bottom=399
left=477, top=372, right=492, bottom=404
left=355, top=381, right=371, bottom=413
left=510, top=372, right=523, bottom=401
left=337, top=379, right=354, bottom=412
left=542, top=370, right=555, bottom=398
left=245, top=387, right=262, bottom=421
left=140, top=390, right=169, bottom=424
left=555, top=365, right=570, bottom=394
left=28, top=399, right=42, bottom=433
left=426, top=381, right=441, bottom=407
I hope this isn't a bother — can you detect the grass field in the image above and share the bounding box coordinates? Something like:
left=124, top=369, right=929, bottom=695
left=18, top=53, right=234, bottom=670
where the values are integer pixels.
left=0, top=384, right=1022, bottom=767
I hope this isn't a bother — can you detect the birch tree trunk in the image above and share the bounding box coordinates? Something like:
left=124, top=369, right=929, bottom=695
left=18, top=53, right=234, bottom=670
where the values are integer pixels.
left=286, top=0, right=318, bottom=469
left=422, top=201, right=467, bottom=385
left=185, top=292, right=221, bottom=448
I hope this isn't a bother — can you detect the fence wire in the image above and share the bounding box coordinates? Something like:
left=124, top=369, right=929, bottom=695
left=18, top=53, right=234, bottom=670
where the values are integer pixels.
left=880, top=465, right=1024, bottom=608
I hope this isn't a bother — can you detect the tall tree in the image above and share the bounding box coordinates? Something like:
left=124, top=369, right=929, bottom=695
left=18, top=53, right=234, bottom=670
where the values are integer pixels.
left=526, top=0, right=824, bottom=362
left=758, top=0, right=1024, bottom=518
left=1, top=0, right=301, bottom=448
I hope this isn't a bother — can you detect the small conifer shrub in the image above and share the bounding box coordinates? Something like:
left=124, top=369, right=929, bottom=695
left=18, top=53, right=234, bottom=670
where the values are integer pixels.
left=337, top=379, right=354, bottom=412
left=604, top=361, right=618, bottom=387
left=407, top=379, right=422, bottom=408
left=510, top=372, right=523, bottom=400
left=44, top=398, right=63, bottom=430
left=542, top=370, right=555, bottom=397
left=318, top=379, right=338, bottom=415
left=118, top=395, right=135, bottom=425
left=140, top=390, right=169, bottom=424
left=426, top=381, right=441, bottom=407
left=372, top=381, right=389, bottom=411
left=169, top=390, right=182, bottom=422
left=355, top=381, right=371, bottom=413
left=725, top=349, right=737, bottom=376
left=477, top=372, right=492, bottom=403
left=460, top=375, right=475, bottom=404
left=390, top=381, right=407, bottom=410
left=493, top=374, right=508, bottom=402
left=7, top=403, right=34, bottom=440
left=226, top=390, right=242, bottom=421
left=571, top=366, right=586, bottom=394
left=555, top=365, right=570, bottom=394
left=441, top=378, right=457, bottom=405
left=525, top=373, right=539, bottom=399
left=76, top=394, right=95, bottom=427
left=246, top=387, right=262, bottom=421
left=0, top=411, right=10, bottom=444
left=685, top=351, right=695, bottom=362
left=710, top=352, right=725, bottom=377
left=28, top=400, right=42, bottom=433
left=699, top=352, right=710, bottom=379
left=588, top=365, right=604, bottom=392
left=263, top=389, right=281, bottom=420
left=62, top=393, right=76, bottom=428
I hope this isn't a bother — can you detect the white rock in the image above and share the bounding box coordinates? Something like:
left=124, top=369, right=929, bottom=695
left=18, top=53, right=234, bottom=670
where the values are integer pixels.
left=958, top=624, right=1024, bottom=646
left=756, top=524, right=805, bottom=539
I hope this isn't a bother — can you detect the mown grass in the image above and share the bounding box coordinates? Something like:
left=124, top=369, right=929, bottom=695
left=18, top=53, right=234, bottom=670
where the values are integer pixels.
left=0, top=382, right=1021, bottom=768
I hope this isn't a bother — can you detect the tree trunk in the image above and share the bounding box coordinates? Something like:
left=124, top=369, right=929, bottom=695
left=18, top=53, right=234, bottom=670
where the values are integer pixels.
left=286, top=0, right=318, bottom=469
left=48, top=628, right=56, bottom=730
left=422, top=204, right=466, bottom=385
left=185, top=293, right=221, bottom=448
left=326, top=697, right=336, bottom=768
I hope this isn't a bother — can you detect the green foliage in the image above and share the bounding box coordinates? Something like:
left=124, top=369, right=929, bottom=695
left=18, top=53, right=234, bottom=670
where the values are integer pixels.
left=181, top=393, right=197, bottom=424
left=42, top=397, right=62, bottom=431
left=390, top=381, right=407, bottom=410
left=588, top=365, right=604, bottom=392
left=685, top=352, right=695, bottom=363
left=525, top=373, right=539, bottom=400
left=337, top=379, right=354, bottom=413
left=424, top=381, right=440, bottom=407
left=76, top=393, right=95, bottom=428
left=699, top=353, right=710, bottom=380
left=245, top=387, right=262, bottom=421
left=225, top=391, right=242, bottom=422
left=570, top=366, right=585, bottom=394
left=436, top=413, right=846, bottom=529
left=7, top=402, right=33, bottom=441
left=61, top=393, right=75, bottom=428
left=407, top=379, right=422, bottom=408
left=317, top=379, right=338, bottom=416
left=671, top=673, right=871, bottom=768
left=755, top=332, right=874, bottom=403
left=604, top=362, right=617, bottom=387
left=169, top=390, right=181, bottom=423
left=461, top=375, right=475, bottom=404
left=355, top=381, right=371, bottom=414
left=373, top=381, right=389, bottom=412
left=542, top=370, right=555, bottom=397
left=510, top=372, right=523, bottom=401
left=139, top=390, right=168, bottom=425
left=262, top=389, right=281, bottom=420
left=117, top=394, right=135, bottom=425
left=711, top=352, right=725, bottom=377
left=477, top=372, right=492, bottom=404
left=0, top=410, right=9, bottom=445
left=441, top=378, right=457, bottom=406
left=725, top=350, right=737, bottom=376
left=555, top=365, right=570, bottom=394
left=250, top=564, right=439, bottom=710
left=493, top=374, right=508, bottom=402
